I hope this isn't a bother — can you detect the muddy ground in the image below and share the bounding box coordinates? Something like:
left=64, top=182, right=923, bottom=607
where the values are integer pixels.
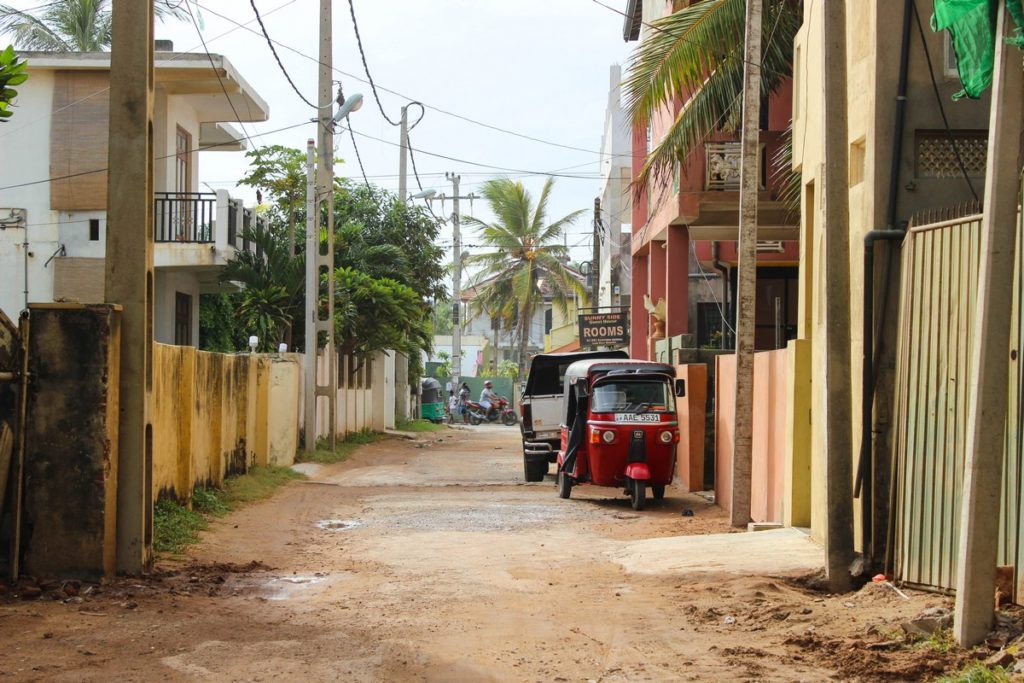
left=0, top=427, right=1009, bottom=681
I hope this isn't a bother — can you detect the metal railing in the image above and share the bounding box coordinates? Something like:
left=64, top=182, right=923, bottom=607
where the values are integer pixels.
left=154, top=192, right=215, bottom=243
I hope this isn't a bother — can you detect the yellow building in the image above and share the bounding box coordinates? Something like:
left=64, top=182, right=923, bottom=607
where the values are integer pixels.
left=791, top=1, right=989, bottom=555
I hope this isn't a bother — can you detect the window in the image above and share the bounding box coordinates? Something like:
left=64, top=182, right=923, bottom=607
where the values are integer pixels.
left=174, top=292, right=192, bottom=346
left=915, top=130, right=988, bottom=178
left=591, top=380, right=671, bottom=413
left=175, top=126, right=191, bottom=194
left=849, top=138, right=866, bottom=187
left=544, top=309, right=553, bottom=334
left=89, top=218, right=100, bottom=241
left=943, top=31, right=959, bottom=79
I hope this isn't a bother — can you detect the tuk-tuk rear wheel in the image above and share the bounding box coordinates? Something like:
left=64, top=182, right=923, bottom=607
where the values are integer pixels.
left=557, top=469, right=572, bottom=499
left=630, top=479, right=646, bottom=511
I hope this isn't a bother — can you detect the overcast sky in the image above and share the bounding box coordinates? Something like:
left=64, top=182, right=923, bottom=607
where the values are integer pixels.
left=3, top=0, right=634, bottom=268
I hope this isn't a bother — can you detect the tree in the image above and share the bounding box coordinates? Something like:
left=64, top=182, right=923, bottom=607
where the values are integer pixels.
left=239, top=145, right=306, bottom=259
left=333, top=267, right=430, bottom=360
left=0, top=0, right=184, bottom=52
left=622, top=0, right=799, bottom=188
left=463, top=177, right=585, bottom=374
left=0, top=44, right=26, bottom=122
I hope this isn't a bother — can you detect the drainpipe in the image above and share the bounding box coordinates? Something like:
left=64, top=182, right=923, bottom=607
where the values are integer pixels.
left=711, top=241, right=731, bottom=349
left=854, top=0, right=913, bottom=566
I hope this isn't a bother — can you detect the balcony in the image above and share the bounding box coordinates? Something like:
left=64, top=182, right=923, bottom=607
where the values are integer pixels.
left=705, top=142, right=767, bottom=191
left=155, top=192, right=215, bottom=243
left=152, top=190, right=262, bottom=273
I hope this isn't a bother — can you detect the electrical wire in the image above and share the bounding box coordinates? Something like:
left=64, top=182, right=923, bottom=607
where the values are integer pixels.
left=911, top=0, right=979, bottom=201
left=249, top=0, right=329, bottom=110
left=345, top=0, right=398, bottom=126
left=335, top=82, right=371, bottom=189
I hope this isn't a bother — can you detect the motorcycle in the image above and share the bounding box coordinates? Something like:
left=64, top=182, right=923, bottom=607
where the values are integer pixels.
left=467, top=396, right=518, bottom=426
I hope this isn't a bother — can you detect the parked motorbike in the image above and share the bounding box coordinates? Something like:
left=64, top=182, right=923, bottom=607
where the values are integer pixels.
left=466, top=397, right=518, bottom=426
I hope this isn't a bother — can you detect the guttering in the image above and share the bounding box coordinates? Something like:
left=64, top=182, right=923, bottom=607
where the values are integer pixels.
left=711, top=241, right=731, bottom=349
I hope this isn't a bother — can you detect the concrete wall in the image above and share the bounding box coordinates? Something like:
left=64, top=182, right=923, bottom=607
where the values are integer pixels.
left=152, top=344, right=301, bottom=500
left=675, top=363, right=707, bottom=491
left=297, top=349, right=388, bottom=443
left=715, top=350, right=791, bottom=524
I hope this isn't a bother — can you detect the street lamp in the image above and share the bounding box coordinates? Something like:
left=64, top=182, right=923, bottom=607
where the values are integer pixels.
left=410, top=188, right=436, bottom=200
left=332, top=93, right=364, bottom=123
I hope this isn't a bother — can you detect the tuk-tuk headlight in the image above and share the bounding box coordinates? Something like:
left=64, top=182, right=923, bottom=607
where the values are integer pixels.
left=659, top=430, right=674, bottom=444
left=602, top=430, right=616, bottom=444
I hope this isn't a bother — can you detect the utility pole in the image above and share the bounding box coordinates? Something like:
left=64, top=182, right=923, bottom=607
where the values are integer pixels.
left=448, top=172, right=462, bottom=387
left=304, top=0, right=337, bottom=452
left=398, top=105, right=409, bottom=203
left=106, top=0, right=155, bottom=574
left=955, top=2, right=1022, bottom=647
left=303, top=139, right=316, bottom=451
left=592, top=197, right=601, bottom=311
left=729, top=0, right=762, bottom=528
left=822, top=0, right=855, bottom=592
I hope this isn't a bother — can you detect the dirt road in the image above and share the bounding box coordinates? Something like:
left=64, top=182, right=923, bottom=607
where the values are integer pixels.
left=2, top=427, right=970, bottom=681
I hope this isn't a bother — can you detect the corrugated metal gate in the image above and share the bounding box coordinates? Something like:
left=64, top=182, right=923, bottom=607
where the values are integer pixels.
left=892, top=211, right=1024, bottom=594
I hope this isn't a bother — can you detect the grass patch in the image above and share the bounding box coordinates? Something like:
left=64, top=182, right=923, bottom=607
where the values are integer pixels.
left=396, top=418, right=447, bottom=433
left=154, top=466, right=305, bottom=555
left=154, top=498, right=208, bottom=554
left=297, top=430, right=386, bottom=464
left=938, top=664, right=1011, bottom=683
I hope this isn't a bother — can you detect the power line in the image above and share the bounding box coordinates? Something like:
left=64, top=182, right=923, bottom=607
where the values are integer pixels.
left=345, top=0, right=398, bottom=127
left=249, top=0, right=327, bottom=110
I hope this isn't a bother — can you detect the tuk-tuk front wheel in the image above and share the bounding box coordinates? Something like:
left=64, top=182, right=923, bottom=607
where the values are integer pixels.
left=557, top=469, right=572, bottom=499
left=629, top=479, right=646, bottom=511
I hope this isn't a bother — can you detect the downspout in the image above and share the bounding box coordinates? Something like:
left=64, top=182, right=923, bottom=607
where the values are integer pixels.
left=711, top=241, right=731, bottom=349
left=854, top=0, right=913, bottom=566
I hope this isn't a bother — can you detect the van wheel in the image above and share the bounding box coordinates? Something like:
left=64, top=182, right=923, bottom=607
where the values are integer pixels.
left=557, top=470, right=572, bottom=499
left=524, top=458, right=547, bottom=482
left=652, top=484, right=665, bottom=500
left=630, top=479, right=646, bottom=511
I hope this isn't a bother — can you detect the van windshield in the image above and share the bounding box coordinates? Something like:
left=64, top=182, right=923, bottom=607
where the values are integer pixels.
left=591, top=380, right=671, bottom=413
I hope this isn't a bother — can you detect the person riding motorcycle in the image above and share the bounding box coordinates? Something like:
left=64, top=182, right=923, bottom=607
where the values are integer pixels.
left=479, top=381, right=499, bottom=420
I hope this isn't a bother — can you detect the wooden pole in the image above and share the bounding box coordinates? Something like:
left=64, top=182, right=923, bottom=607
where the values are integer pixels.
left=822, top=0, right=855, bottom=592
left=954, top=3, right=1023, bottom=647
left=105, top=0, right=155, bottom=574
left=730, top=0, right=763, bottom=527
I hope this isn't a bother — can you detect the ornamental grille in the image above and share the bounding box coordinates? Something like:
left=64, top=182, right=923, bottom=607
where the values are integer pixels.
left=915, top=131, right=988, bottom=178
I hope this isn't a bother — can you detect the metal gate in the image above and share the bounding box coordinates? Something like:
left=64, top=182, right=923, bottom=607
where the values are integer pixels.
left=892, top=210, right=1024, bottom=595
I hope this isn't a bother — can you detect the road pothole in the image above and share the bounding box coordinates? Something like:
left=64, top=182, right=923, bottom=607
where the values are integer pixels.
left=315, top=519, right=363, bottom=532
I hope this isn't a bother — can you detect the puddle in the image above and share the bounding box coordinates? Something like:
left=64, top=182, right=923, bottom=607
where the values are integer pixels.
left=315, top=519, right=363, bottom=532
left=261, top=574, right=328, bottom=601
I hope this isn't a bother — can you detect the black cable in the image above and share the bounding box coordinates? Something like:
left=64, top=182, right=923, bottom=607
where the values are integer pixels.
left=336, top=83, right=371, bottom=189
left=249, top=0, right=328, bottom=110
left=184, top=1, right=258, bottom=150
left=346, top=0, right=400, bottom=126
left=911, top=0, right=980, bottom=201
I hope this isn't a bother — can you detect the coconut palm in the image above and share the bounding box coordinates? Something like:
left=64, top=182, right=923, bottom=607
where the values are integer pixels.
left=463, top=177, right=586, bottom=374
left=623, top=0, right=799, bottom=189
left=0, top=0, right=184, bottom=52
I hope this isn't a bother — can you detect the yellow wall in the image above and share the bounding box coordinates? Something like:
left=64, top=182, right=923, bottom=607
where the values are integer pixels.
left=152, top=344, right=301, bottom=501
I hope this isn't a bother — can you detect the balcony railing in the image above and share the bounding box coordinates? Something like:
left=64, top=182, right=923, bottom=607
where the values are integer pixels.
left=705, top=141, right=767, bottom=191
left=154, top=192, right=215, bottom=243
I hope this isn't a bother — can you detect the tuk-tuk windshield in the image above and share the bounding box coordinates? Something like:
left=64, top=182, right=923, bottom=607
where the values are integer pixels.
left=591, top=380, right=672, bottom=413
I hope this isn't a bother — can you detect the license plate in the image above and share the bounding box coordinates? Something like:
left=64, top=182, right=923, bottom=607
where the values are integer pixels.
left=614, top=413, right=660, bottom=423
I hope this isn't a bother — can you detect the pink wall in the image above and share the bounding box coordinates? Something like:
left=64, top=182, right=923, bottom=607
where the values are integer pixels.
left=714, top=349, right=788, bottom=523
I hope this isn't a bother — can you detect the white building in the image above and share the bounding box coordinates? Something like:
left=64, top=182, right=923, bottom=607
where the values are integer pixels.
left=597, top=64, right=632, bottom=311
left=0, top=45, right=268, bottom=346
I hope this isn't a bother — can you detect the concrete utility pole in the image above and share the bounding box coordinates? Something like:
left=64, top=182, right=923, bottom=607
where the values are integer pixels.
left=301, top=0, right=337, bottom=450
left=822, top=0, right=855, bottom=592
left=729, top=0, right=762, bottom=528
left=105, top=0, right=155, bottom=574
left=955, top=2, right=1023, bottom=647
left=448, top=172, right=463, bottom=387
left=398, top=106, right=410, bottom=204
left=303, top=139, right=317, bottom=451
left=592, top=197, right=601, bottom=312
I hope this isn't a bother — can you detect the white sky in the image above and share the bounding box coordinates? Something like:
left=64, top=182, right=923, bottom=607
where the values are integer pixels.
left=3, top=0, right=633, bottom=267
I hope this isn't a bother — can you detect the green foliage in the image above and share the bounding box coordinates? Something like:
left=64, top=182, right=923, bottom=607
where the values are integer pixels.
left=297, top=430, right=384, bottom=464
left=938, top=664, right=1011, bottom=683
left=334, top=266, right=430, bottom=359
left=496, top=359, right=519, bottom=380
left=0, top=45, right=26, bottom=123
left=396, top=418, right=446, bottom=433
left=463, top=177, right=585, bottom=373
left=153, top=498, right=207, bottom=554
left=0, top=0, right=185, bottom=52
left=198, top=292, right=247, bottom=352
left=622, top=0, right=799, bottom=188
left=431, top=299, right=454, bottom=335
left=434, top=351, right=454, bottom=378
left=153, top=466, right=304, bottom=554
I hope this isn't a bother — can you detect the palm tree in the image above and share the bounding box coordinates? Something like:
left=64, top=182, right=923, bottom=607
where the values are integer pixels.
left=463, top=177, right=585, bottom=374
left=0, top=0, right=184, bottom=52
left=622, top=0, right=799, bottom=189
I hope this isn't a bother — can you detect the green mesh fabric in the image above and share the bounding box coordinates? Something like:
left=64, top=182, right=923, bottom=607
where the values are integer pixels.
left=932, top=0, right=1024, bottom=100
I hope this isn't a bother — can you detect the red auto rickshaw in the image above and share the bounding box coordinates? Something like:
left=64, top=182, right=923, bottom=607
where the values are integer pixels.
left=555, top=359, right=684, bottom=511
